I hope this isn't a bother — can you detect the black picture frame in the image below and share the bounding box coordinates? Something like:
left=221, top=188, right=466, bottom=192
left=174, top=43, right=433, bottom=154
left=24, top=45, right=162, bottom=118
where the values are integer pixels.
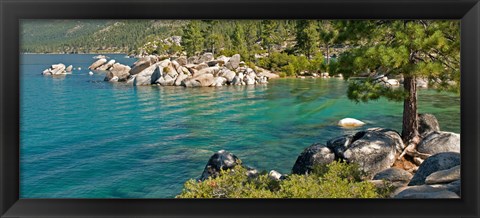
left=1, top=0, right=479, bottom=217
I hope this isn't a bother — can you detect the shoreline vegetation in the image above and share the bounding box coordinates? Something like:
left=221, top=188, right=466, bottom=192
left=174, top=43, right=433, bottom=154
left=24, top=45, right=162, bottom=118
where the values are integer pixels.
left=28, top=19, right=460, bottom=198
left=178, top=118, right=460, bottom=198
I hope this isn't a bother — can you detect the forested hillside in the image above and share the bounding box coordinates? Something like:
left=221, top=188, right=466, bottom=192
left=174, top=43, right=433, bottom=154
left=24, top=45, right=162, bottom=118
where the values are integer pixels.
left=21, top=20, right=185, bottom=54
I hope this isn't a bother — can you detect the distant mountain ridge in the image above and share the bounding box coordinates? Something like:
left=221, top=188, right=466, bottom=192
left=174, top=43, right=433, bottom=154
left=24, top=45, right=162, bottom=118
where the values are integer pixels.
left=21, top=20, right=186, bottom=54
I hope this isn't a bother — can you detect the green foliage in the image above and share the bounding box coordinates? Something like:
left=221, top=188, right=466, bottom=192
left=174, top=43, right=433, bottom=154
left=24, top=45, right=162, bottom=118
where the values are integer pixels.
left=257, top=52, right=291, bottom=71
left=258, top=52, right=326, bottom=76
left=182, top=21, right=205, bottom=56
left=295, top=20, right=320, bottom=59
left=260, top=20, right=278, bottom=53
left=177, top=161, right=391, bottom=198
left=335, top=20, right=460, bottom=103
left=307, top=53, right=326, bottom=73
left=278, top=72, right=287, bottom=78
left=21, top=20, right=186, bottom=54
left=347, top=79, right=407, bottom=103
left=231, top=22, right=249, bottom=60
left=281, top=64, right=296, bottom=77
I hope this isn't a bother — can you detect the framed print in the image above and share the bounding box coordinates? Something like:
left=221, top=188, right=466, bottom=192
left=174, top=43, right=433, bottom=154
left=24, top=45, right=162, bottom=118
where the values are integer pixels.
left=1, top=0, right=479, bottom=217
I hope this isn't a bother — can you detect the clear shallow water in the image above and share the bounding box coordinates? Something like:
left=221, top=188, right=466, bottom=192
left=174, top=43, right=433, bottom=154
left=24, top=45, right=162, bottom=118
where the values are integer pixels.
left=20, top=54, right=460, bottom=198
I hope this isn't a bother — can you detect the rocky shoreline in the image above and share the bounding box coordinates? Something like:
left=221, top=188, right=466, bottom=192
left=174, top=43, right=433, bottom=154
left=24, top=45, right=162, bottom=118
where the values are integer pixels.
left=41, top=53, right=437, bottom=89
left=194, top=114, right=460, bottom=198
left=85, top=53, right=280, bottom=87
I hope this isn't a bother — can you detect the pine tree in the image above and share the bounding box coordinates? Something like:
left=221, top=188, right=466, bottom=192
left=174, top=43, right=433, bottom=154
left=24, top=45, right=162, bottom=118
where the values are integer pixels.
left=295, top=20, right=320, bottom=59
left=335, top=20, right=460, bottom=146
left=203, top=20, right=224, bottom=56
left=318, top=20, right=339, bottom=65
left=231, top=22, right=248, bottom=60
left=182, top=20, right=204, bottom=56
left=244, top=21, right=261, bottom=61
left=260, top=20, right=277, bottom=54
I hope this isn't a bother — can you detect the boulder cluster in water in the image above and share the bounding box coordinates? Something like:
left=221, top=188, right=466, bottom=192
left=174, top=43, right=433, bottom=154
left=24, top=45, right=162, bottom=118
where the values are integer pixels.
left=42, top=63, right=73, bottom=76
left=87, top=53, right=280, bottom=87
left=198, top=114, right=460, bottom=198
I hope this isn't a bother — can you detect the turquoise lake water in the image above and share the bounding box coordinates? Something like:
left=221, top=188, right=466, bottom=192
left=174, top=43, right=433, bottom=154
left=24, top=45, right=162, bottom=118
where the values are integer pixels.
left=20, top=54, right=460, bottom=198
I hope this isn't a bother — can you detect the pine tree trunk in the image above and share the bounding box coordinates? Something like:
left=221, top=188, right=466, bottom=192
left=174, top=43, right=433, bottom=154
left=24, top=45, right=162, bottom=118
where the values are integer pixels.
left=401, top=76, right=419, bottom=143
left=326, top=44, right=330, bottom=65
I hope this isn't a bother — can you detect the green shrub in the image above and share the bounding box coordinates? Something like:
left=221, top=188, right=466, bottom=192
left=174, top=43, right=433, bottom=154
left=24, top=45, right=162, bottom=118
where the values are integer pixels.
left=278, top=72, right=287, bottom=78
left=246, top=61, right=256, bottom=69
left=257, top=52, right=331, bottom=76
left=177, top=161, right=392, bottom=198
left=280, top=64, right=296, bottom=77
left=308, top=53, right=326, bottom=73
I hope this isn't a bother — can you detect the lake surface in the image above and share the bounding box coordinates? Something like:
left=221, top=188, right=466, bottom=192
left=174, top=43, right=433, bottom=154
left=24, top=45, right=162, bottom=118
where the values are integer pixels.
left=20, top=54, right=461, bottom=198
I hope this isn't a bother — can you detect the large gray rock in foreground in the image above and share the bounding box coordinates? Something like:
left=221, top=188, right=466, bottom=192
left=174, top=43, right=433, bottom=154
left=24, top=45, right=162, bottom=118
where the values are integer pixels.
left=199, top=150, right=240, bottom=181
left=394, top=184, right=459, bottom=199
left=445, top=179, right=461, bottom=196
left=408, top=152, right=460, bottom=186
left=326, top=134, right=353, bottom=159
left=417, top=131, right=460, bottom=155
left=292, top=143, right=335, bottom=175
left=425, top=165, right=460, bottom=185
left=418, top=113, right=440, bottom=137
left=343, top=128, right=403, bottom=177
left=373, top=168, right=413, bottom=185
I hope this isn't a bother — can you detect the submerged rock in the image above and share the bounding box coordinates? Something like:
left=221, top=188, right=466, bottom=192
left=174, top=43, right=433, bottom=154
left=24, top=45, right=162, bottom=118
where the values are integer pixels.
left=337, top=118, right=365, bottom=127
